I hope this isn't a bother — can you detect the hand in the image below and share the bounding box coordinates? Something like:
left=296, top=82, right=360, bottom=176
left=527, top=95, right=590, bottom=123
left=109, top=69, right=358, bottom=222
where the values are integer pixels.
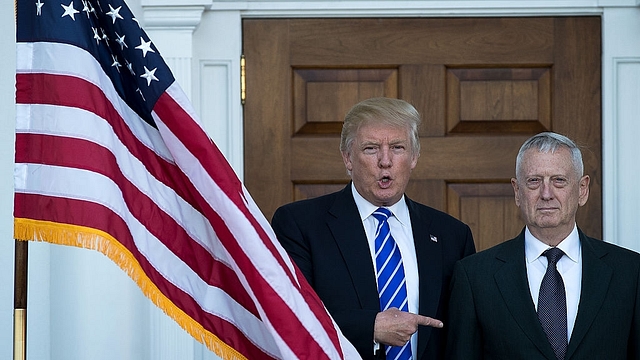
left=373, top=308, right=443, bottom=347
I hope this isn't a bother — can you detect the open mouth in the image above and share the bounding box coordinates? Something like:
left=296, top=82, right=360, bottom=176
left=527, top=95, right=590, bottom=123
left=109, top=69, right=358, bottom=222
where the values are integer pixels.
left=378, top=176, right=392, bottom=188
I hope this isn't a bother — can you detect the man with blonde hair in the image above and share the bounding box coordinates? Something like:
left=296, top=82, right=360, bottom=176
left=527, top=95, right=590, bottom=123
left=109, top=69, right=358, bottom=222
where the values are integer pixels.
left=273, top=97, right=475, bottom=359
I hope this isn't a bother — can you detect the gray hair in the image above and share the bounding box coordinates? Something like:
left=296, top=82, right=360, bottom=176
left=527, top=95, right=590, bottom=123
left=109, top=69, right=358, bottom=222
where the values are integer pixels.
left=515, top=132, right=584, bottom=178
left=339, top=97, right=421, bottom=156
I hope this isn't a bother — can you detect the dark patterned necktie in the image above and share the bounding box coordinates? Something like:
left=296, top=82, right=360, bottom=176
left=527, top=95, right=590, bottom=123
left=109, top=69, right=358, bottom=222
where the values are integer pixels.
left=372, top=208, right=412, bottom=360
left=537, top=247, right=567, bottom=360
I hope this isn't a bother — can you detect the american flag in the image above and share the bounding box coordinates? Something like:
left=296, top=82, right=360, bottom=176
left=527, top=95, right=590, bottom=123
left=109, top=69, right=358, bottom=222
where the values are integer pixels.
left=14, top=0, right=359, bottom=358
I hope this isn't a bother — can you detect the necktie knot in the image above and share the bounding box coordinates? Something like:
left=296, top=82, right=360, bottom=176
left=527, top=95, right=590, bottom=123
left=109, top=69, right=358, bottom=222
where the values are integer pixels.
left=372, top=207, right=391, bottom=223
left=544, top=247, right=565, bottom=266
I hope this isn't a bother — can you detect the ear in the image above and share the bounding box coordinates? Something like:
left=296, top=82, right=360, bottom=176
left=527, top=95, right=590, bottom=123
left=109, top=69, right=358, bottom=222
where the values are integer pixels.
left=578, top=174, right=590, bottom=207
left=410, top=152, right=419, bottom=170
left=511, top=178, right=520, bottom=206
left=341, top=151, right=352, bottom=172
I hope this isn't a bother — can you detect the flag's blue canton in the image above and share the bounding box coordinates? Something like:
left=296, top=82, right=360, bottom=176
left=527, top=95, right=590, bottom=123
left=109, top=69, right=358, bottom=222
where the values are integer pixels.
left=17, top=0, right=175, bottom=127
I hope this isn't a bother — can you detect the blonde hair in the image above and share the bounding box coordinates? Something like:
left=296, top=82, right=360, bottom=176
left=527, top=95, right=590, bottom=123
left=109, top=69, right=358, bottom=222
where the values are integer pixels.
left=340, top=97, right=421, bottom=156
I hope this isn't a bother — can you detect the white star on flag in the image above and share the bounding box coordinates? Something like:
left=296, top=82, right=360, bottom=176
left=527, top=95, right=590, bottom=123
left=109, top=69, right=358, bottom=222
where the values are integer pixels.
left=135, top=37, right=155, bottom=57
left=61, top=1, right=79, bottom=20
left=91, top=27, right=101, bottom=44
left=115, top=32, right=127, bottom=50
left=140, top=66, right=158, bottom=86
left=106, top=5, right=123, bottom=24
left=82, top=0, right=91, bottom=18
left=111, top=55, right=122, bottom=72
left=36, top=0, right=44, bottom=16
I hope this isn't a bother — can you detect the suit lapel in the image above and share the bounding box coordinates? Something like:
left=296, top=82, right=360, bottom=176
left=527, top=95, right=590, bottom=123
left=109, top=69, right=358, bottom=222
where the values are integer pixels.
left=326, top=185, right=380, bottom=311
left=407, top=198, right=441, bottom=315
left=565, top=231, right=612, bottom=360
left=493, top=233, right=558, bottom=360
left=406, top=198, right=443, bottom=358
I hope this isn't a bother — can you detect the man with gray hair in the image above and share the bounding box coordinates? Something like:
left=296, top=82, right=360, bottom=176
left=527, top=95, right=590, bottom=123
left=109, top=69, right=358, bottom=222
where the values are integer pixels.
left=446, top=132, right=640, bottom=360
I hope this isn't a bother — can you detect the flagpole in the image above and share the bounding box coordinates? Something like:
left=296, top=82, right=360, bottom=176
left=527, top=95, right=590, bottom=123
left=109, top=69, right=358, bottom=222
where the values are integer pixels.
left=13, top=240, right=27, bottom=360
left=13, top=1, right=26, bottom=358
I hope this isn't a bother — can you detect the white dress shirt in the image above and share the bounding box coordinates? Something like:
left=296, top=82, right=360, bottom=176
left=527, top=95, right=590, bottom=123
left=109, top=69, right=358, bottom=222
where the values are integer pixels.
left=351, top=184, right=419, bottom=357
left=525, top=225, right=582, bottom=340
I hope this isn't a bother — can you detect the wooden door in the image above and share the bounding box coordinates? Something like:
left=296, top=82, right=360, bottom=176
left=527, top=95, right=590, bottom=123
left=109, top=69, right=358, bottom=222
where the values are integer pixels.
left=243, top=17, right=601, bottom=251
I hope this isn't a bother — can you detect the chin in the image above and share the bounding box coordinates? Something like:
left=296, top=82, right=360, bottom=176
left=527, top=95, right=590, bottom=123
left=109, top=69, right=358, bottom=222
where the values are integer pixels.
left=535, top=221, right=562, bottom=229
left=375, top=195, right=401, bottom=206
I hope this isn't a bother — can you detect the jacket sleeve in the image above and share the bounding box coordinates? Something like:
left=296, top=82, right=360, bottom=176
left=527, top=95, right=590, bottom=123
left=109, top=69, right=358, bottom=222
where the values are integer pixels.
left=445, top=260, right=483, bottom=360
left=271, top=205, right=315, bottom=285
left=271, top=204, right=379, bottom=359
left=630, top=262, right=640, bottom=360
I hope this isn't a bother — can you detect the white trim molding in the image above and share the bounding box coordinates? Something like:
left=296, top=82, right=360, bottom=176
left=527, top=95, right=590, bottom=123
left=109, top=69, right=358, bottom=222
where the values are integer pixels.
left=608, top=58, right=640, bottom=251
left=205, top=0, right=637, bottom=17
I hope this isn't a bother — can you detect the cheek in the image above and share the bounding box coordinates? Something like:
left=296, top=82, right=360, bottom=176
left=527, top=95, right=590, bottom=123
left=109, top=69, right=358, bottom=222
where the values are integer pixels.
left=359, top=155, right=379, bottom=168
left=519, top=193, right=538, bottom=209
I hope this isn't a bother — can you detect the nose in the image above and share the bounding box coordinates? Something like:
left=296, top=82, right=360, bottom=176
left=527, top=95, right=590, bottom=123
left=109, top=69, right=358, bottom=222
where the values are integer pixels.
left=378, top=147, right=392, bottom=168
left=540, top=179, right=554, bottom=200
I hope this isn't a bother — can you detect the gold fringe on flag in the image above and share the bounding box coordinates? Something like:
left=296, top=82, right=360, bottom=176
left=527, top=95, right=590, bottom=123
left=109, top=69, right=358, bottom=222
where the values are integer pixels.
left=14, top=217, right=248, bottom=360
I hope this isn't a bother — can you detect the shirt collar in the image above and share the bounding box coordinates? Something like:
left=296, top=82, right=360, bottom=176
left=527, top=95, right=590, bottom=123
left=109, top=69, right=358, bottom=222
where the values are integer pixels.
left=350, top=183, right=410, bottom=226
left=524, top=224, right=581, bottom=264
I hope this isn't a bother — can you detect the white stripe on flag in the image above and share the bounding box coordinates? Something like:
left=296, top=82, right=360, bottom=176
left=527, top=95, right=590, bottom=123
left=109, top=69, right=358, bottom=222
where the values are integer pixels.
left=14, top=162, right=281, bottom=356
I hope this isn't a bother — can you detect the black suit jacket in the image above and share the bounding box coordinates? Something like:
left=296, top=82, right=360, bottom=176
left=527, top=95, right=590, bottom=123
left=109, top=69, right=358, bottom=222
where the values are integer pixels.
left=271, top=184, right=476, bottom=359
left=446, top=228, right=640, bottom=360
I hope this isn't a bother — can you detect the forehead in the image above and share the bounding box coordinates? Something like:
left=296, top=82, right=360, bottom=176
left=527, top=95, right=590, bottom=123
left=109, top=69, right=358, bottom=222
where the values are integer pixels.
left=520, top=147, right=574, bottom=174
left=356, top=122, right=409, bottom=141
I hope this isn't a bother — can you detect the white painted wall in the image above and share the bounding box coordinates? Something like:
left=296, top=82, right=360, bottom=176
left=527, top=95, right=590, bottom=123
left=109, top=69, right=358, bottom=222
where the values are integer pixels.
left=602, top=6, right=640, bottom=252
left=2, top=1, right=639, bottom=360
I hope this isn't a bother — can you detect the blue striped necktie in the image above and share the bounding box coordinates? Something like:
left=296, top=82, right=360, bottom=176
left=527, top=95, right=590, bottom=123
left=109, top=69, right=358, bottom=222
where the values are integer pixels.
left=372, top=207, right=412, bottom=360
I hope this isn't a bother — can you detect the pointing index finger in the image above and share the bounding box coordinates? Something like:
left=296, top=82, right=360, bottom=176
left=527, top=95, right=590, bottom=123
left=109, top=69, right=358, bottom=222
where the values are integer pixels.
left=416, top=315, right=443, bottom=328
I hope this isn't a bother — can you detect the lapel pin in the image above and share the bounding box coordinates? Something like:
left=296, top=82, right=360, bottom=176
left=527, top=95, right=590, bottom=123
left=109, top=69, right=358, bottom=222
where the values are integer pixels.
left=430, top=235, right=438, bottom=242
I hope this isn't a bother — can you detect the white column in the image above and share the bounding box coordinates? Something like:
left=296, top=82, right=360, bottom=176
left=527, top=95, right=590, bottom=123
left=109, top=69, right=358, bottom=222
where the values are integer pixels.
left=0, top=4, right=16, bottom=359
left=602, top=6, right=640, bottom=252
left=191, top=10, right=244, bottom=177
left=141, top=4, right=206, bottom=100
left=142, top=3, right=209, bottom=360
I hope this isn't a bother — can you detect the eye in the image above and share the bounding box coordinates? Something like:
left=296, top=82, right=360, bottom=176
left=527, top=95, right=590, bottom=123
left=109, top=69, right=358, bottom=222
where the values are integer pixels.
left=390, top=144, right=406, bottom=153
left=363, top=146, right=377, bottom=155
left=525, top=177, right=541, bottom=189
left=552, top=177, right=568, bottom=187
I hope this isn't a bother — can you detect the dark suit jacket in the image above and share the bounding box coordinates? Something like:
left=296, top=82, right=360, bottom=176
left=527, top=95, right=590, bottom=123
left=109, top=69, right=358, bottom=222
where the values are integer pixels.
left=271, top=184, right=476, bottom=360
left=446, top=228, right=640, bottom=360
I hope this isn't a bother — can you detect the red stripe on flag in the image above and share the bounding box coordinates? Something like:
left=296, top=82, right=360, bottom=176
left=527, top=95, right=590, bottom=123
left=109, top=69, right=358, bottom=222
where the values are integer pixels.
left=154, top=91, right=345, bottom=357
left=153, top=91, right=305, bottom=290
left=14, top=192, right=271, bottom=359
left=16, top=73, right=200, bottom=210
left=213, top=217, right=336, bottom=359
left=14, top=132, right=259, bottom=318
